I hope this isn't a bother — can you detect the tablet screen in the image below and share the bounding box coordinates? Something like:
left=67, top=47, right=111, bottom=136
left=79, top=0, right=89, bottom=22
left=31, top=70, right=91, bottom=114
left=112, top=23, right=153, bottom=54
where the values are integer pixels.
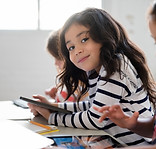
left=47, top=135, right=125, bottom=148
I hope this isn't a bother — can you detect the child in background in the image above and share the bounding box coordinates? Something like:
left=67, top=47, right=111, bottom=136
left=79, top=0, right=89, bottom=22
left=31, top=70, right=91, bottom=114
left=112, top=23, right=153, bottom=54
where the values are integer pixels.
left=44, top=30, right=76, bottom=102
left=94, top=1, right=156, bottom=148
left=28, top=8, right=156, bottom=146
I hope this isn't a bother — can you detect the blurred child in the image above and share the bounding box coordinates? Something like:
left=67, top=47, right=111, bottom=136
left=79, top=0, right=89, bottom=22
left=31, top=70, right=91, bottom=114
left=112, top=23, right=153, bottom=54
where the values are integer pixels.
left=45, top=30, right=76, bottom=102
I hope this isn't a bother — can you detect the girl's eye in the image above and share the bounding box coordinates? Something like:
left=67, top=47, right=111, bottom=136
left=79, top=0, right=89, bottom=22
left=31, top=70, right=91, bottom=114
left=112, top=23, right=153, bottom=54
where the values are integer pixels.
left=68, top=46, right=75, bottom=51
left=81, top=37, right=89, bottom=43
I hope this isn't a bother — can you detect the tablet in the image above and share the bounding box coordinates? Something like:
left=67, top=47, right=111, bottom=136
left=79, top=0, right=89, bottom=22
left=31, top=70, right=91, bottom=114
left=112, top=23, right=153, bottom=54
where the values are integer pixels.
left=48, top=134, right=127, bottom=148
left=19, top=96, right=72, bottom=114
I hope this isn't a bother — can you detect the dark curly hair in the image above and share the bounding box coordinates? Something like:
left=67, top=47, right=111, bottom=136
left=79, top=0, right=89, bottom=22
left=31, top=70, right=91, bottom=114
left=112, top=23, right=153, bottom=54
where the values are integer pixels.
left=58, top=8, right=156, bottom=107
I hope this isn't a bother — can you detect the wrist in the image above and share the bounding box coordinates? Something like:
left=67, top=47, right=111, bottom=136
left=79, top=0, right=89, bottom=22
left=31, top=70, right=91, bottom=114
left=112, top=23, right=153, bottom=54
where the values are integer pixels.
left=44, top=112, right=51, bottom=120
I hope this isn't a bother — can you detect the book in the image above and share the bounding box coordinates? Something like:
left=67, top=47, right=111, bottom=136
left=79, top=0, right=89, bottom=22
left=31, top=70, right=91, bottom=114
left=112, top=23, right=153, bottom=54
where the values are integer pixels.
left=20, top=96, right=72, bottom=114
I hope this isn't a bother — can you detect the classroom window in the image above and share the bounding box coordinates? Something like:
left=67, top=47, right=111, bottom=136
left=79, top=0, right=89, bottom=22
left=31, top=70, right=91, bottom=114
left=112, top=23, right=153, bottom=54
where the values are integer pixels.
left=0, top=0, right=102, bottom=30
left=40, top=0, right=102, bottom=30
left=0, top=0, right=38, bottom=30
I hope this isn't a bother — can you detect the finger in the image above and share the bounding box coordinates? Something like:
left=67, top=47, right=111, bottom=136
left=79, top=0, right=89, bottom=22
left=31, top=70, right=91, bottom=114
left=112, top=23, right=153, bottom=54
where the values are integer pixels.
left=98, top=106, right=110, bottom=112
left=31, top=105, right=46, bottom=116
left=93, top=106, right=99, bottom=111
left=109, top=104, right=121, bottom=112
left=28, top=103, right=35, bottom=109
left=93, top=106, right=110, bottom=113
left=27, top=103, right=31, bottom=108
left=51, top=87, right=57, bottom=92
left=34, top=106, right=51, bottom=120
left=131, top=111, right=139, bottom=120
left=111, top=104, right=120, bottom=109
left=99, top=111, right=109, bottom=122
left=45, top=87, right=57, bottom=94
left=32, top=95, right=47, bottom=102
left=45, top=90, right=49, bottom=95
left=31, top=109, right=38, bottom=116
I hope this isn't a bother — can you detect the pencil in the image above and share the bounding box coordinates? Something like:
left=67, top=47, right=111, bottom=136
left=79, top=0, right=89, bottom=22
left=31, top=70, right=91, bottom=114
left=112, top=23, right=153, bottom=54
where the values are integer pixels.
left=38, top=129, right=59, bottom=135
left=29, top=120, right=52, bottom=130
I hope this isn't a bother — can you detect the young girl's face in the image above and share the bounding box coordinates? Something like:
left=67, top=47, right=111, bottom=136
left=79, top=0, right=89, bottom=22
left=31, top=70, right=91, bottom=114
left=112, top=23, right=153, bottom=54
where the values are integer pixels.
left=65, top=23, right=102, bottom=72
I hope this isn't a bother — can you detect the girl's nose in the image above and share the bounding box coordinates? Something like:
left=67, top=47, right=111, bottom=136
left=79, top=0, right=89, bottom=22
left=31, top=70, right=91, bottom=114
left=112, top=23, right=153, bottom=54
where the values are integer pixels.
left=75, top=46, right=83, bottom=55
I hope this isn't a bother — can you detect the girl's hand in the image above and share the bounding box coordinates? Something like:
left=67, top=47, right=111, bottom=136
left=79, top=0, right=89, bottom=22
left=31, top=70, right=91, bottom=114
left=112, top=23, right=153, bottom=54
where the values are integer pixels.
left=93, top=104, right=139, bottom=130
left=28, top=95, right=52, bottom=120
left=32, top=94, right=51, bottom=104
left=45, top=87, right=57, bottom=99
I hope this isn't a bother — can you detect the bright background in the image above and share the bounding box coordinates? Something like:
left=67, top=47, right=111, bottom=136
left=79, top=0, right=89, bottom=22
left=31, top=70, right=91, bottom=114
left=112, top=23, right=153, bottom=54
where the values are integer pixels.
left=0, top=0, right=155, bottom=101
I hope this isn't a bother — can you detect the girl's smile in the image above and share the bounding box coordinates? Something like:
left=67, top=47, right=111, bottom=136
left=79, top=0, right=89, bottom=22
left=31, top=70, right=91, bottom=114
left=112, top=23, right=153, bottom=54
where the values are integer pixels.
left=77, top=55, right=90, bottom=63
left=65, top=23, right=102, bottom=72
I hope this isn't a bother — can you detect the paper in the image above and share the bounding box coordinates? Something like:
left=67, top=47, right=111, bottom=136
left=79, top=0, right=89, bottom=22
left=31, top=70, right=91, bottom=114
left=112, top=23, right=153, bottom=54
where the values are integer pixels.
left=0, top=120, right=53, bottom=149
left=0, top=101, right=32, bottom=120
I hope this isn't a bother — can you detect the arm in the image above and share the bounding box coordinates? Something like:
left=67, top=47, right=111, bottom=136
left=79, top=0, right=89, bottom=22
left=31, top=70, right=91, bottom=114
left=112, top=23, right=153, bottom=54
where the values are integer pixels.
left=93, top=104, right=154, bottom=138
left=29, top=65, right=153, bottom=132
left=130, top=115, right=154, bottom=138
left=48, top=67, right=153, bottom=130
left=28, top=94, right=89, bottom=119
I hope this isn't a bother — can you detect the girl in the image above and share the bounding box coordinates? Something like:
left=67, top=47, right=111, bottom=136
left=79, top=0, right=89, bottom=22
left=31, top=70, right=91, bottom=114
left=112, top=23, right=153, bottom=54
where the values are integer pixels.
left=94, top=1, right=156, bottom=148
left=28, top=8, right=156, bottom=146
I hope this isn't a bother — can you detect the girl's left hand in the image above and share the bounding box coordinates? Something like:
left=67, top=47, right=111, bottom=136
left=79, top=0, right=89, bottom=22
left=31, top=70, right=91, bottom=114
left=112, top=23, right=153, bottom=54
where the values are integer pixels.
left=93, top=104, right=139, bottom=130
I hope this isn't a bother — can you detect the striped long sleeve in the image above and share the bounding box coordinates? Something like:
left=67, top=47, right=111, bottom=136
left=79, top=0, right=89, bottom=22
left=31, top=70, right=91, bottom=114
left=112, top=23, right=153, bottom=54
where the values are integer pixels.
left=48, top=55, right=153, bottom=146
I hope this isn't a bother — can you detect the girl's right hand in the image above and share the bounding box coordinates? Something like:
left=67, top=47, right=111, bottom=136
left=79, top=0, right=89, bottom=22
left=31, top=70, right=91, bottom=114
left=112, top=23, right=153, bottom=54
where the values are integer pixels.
left=28, top=95, right=52, bottom=120
left=93, top=104, right=139, bottom=130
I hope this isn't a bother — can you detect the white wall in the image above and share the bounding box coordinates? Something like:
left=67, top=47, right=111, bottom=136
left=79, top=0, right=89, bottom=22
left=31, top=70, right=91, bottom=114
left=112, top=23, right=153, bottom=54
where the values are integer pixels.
left=102, top=0, right=156, bottom=79
left=0, top=30, right=57, bottom=101
left=0, top=0, right=156, bottom=101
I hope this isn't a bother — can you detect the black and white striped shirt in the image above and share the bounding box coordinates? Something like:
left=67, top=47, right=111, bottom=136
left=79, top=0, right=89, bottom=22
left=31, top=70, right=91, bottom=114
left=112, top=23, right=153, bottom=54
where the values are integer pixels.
left=48, top=55, right=153, bottom=146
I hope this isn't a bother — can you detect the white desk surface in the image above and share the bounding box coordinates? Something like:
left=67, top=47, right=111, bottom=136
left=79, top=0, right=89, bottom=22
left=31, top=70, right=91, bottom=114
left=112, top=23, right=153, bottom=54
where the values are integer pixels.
left=0, top=101, right=32, bottom=120
left=17, top=116, right=108, bottom=137
left=0, top=101, right=127, bottom=147
left=0, top=101, right=106, bottom=136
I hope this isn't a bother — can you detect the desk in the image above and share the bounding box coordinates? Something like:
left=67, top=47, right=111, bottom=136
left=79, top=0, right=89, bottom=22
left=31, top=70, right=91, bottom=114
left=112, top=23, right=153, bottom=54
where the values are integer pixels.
left=0, top=101, right=127, bottom=148
left=0, top=101, right=113, bottom=137
left=0, top=100, right=32, bottom=120
left=17, top=116, right=127, bottom=148
left=17, top=115, right=111, bottom=137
